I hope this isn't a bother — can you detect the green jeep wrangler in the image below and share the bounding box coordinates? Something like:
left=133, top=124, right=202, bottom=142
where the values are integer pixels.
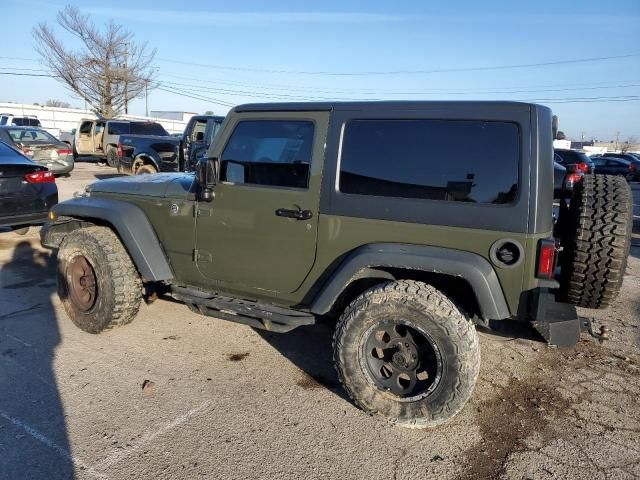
left=42, top=101, right=633, bottom=428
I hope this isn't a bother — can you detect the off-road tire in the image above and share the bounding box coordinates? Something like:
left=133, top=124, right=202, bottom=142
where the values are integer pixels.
left=57, top=226, right=142, bottom=333
left=559, top=174, right=632, bottom=308
left=106, top=146, right=119, bottom=168
left=333, top=280, right=480, bottom=428
left=136, top=164, right=157, bottom=175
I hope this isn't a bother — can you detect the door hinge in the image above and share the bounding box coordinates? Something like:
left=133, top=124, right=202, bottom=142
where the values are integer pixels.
left=194, top=205, right=213, bottom=217
left=192, top=249, right=213, bottom=262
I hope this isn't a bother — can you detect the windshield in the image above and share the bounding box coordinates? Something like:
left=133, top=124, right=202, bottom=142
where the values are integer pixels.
left=7, top=128, right=58, bottom=144
left=130, top=122, right=169, bottom=136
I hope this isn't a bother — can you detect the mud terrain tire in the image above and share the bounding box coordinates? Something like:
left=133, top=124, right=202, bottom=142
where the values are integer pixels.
left=559, top=174, right=632, bottom=308
left=106, top=146, right=118, bottom=168
left=333, top=280, right=480, bottom=428
left=57, top=226, right=142, bottom=333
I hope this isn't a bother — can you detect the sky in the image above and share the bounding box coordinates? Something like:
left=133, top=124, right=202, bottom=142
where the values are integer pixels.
left=1, top=0, right=639, bottom=141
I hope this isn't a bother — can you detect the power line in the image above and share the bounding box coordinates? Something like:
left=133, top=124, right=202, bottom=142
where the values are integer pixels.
left=156, top=52, right=640, bottom=76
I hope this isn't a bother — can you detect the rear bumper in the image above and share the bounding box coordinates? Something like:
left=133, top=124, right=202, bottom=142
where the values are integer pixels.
left=0, top=211, right=49, bottom=228
left=529, top=288, right=580, bottom=347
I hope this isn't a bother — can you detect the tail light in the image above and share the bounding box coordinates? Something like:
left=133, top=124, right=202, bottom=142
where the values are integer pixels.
left=630, top=163, right=636, bottom=174
left=536, top=239, right=557, bottom=279
left=117, top=144, right=123, bottom=158
left=564, top=172, right=583, bottom=191
left=576, top=162, right=589, bottom=173
left=24, top=170, right=55, bottom=183
left=56, top=149, right=72, bottom=156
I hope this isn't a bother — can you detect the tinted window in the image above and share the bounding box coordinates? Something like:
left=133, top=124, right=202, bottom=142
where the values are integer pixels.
left=130, top=122, right=168, bottom=136
left=220, top=120, right=314, bottom=189
left=339, top=119, right=519, bottom=204
left=79, top=121, right=93, bottom=134
left=107, top=122, right=129, bottom=135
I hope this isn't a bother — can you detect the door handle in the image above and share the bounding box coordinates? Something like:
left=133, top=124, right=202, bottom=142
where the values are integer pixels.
left=275, top=208, right=313, bottom=220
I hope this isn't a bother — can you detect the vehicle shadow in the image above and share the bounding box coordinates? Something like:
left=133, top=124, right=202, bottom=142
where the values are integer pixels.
left=94, top=173, right=127, bottom=180
left=255, top=319, right=349, bottom=400
left=0, top=240, right=75, bottom=479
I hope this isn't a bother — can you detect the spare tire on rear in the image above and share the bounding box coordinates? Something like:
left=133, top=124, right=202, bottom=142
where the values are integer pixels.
left=559, top=174, right=632, bottom=309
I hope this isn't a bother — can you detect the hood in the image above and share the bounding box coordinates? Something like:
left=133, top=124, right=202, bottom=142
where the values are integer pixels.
left=87, top=172, right=196, bottom=198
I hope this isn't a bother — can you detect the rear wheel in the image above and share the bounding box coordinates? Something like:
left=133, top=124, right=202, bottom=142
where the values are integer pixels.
left=333, top=280, right=480, bottom=428
left=106, top=146, right=119, bottom=168
left=57, top=226, right=142, bottom=333
left=136, top=164, right=157, bottom=175
left=559, top=174, right=632, bottom=308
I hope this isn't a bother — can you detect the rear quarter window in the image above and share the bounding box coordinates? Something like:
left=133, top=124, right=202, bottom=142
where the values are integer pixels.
left=339, top=119, right=520, bottom=204
left=130, top=122, right=169, bottom=136
left=107, top=122, right=130, bottom=135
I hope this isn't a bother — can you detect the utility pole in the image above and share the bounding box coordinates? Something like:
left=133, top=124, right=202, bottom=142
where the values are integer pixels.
left=124, top=42, right=129, bottom=115
left=614, top=131, right=620, bottom=151
left=145, top=79, right=149, bottom=117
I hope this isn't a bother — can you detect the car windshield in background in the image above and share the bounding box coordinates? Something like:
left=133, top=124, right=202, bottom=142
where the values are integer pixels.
left=130, top=122, right=168, bottom=136
left=8, top=128, right=58, bottom=143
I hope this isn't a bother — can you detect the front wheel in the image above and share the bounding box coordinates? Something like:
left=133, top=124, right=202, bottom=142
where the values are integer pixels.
left=57, top=226, right=142, bottom=333
left=333, top=280, right=480, bottom=428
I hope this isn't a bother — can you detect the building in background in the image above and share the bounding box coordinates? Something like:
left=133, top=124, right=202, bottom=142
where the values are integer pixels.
left=150, top=111, right=198, bottom=123
left=0, top=102, right=189, bottom=136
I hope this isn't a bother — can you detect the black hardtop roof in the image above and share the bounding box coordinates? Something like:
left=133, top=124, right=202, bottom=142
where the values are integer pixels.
left=234, top=100, right=540, bottom=113
left=190, top=115, right=226, bottom=121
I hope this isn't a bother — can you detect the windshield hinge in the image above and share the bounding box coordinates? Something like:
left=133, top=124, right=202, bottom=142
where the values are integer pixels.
left=193, top=249, right=212, bottom=263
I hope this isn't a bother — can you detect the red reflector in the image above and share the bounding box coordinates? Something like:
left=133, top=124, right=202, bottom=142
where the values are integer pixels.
left=57, top=149, right=72, bottom=155
left=117, top=144, right=123, bottom=158
left=537, top=240, right=556, bottom=279
left=24, top=170, right=55, bottom=183
left=630, top=163, right=636, bottom=173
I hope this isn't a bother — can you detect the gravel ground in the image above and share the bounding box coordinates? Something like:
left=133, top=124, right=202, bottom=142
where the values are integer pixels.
left=0, top=163, right=639, bottom=480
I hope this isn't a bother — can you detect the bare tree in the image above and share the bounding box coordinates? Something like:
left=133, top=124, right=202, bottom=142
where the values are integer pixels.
left=33, top=5, right=156, bottom=118
left=46, top=99, right=71, bottom=108
left=620, top=136, right=638, bottom=154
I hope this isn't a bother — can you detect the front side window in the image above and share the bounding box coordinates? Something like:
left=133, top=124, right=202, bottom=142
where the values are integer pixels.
left=220, top=120, right=314, bottom=189
left=339, top=119, right=519, bottom=204
left=191, top=120, right=207, bottom=142
left=79, top=122, right=93, bottom=134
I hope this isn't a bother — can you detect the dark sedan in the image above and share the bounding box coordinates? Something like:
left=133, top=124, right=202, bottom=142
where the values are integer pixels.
left=0, top=141, right=58, bottom=233
left=591, top=156, right=635, bottom=179
left=0, top=126, right=74, bottom=175
left=554, top=149, right=594, bottom=174
left=597, top=152, right=640, bottom=181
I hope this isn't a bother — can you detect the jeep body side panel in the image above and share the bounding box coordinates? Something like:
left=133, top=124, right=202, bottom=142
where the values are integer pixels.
left=309, top=243, right=510, bottom=319
left=49, top=197, right=174, bottom=281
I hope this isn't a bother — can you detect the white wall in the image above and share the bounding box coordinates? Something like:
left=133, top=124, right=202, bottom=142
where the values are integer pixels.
left=0, top=103, right=188, bottom=134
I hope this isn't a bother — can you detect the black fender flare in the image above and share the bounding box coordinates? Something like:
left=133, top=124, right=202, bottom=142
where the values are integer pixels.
left=46, top=197, right=174, bottom=281
left=309, top=243, right=510, bottom=320
left=133, top=153, right=160, bottom=172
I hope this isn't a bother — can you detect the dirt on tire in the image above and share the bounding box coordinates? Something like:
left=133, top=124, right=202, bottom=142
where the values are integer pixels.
left=559, top=174, right=633, bottom=308
left=333, top=280, right=480, bottom=429
left=57, top=226, right=142, bottom=333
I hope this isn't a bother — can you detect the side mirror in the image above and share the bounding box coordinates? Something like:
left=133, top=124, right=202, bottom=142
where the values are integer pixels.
left=71, top=128, right=76, bottom=135
left=196, top=158, right=218, bottom=200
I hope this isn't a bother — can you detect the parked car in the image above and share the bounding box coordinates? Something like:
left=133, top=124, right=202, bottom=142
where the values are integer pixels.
left=554, top=162, right=583, bottom=199
left=117, top=115, right=224, bottom=174
left=0, top=126, right=74, bottom=175
left=0, top=114, right=61, bottom=138
left=0, top=141, right=58, bottom=234
left=554, top=149, right=594, bottom=173
left=43, top=101, right=632, bottom=429
left=74, top=119, right=170, bottom=166
left=591, top=156, right=634, bottom=179
left=597, top=153, right=640, bottom=181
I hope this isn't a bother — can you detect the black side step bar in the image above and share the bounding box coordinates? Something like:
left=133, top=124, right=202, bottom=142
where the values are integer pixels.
left=172, top=286, right=315, bottom=333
